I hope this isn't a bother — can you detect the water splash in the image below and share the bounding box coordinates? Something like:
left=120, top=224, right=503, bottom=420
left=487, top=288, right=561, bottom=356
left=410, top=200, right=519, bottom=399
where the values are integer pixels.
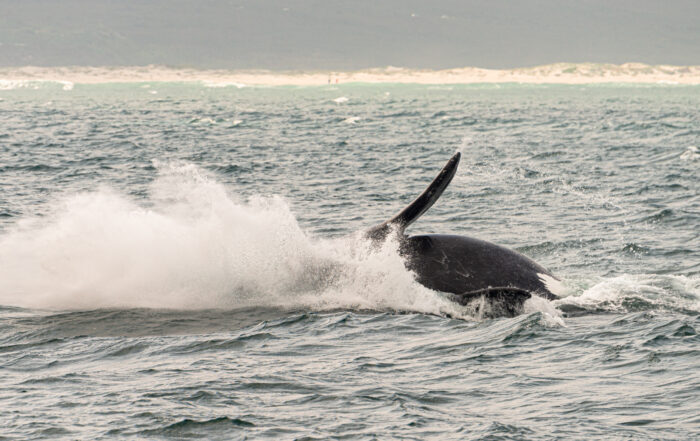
left=0, top=163, right=460, bottom=316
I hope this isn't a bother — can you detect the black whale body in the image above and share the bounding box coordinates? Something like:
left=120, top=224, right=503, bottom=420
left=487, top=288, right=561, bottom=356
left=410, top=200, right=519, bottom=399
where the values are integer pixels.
left=366, top=152, right=561, bottom=317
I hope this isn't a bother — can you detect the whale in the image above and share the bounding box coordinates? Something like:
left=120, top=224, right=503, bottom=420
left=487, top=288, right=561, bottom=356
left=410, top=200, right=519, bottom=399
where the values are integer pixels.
left=366, top=152, right=563, bottom=317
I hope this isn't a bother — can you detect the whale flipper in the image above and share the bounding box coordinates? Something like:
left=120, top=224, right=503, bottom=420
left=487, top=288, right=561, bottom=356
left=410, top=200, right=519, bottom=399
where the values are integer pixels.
left=366, top=152, right=461, bottom=241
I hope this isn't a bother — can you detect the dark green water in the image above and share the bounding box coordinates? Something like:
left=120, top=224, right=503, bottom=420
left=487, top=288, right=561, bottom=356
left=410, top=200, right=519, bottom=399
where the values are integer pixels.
left=0, top=82, right=698, bottom=439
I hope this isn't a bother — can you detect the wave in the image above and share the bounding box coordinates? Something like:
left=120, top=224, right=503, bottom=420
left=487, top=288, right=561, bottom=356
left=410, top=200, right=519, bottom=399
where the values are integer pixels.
left=557, top=274, right=700, bottom=315
left=0, top=79, right=73, bottom=90
left=1, top=63, right=699, bottom=88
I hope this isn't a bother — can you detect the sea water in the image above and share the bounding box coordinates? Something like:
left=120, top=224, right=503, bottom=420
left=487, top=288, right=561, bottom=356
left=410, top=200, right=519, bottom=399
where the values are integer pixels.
left=0, top=80, right=698, bottom=439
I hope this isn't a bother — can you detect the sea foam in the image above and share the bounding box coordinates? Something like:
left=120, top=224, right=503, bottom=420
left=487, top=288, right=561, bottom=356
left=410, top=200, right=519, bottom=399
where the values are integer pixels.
left=0, top=79, right=73, bottom=90
left=556, top=274, right=700, bottom=314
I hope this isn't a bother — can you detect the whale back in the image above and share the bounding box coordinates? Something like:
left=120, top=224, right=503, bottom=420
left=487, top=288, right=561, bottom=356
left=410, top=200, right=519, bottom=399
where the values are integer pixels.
left=401, top=234, right=560, bottom=301
left=366, top=152, right=460, bottom=241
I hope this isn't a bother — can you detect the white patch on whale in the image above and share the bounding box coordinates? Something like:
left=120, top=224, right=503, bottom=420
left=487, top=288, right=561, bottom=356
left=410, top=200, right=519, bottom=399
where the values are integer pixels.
left=538, top=273, right=569, bottom=297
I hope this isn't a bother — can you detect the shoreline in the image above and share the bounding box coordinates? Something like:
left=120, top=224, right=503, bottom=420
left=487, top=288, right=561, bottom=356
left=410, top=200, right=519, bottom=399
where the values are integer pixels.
left=1, top=63, right=700, bottom=86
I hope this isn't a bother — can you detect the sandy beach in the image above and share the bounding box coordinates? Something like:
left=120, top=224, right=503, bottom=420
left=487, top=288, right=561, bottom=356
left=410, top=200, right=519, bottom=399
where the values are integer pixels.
left=1, top=63, right=699, bottom=87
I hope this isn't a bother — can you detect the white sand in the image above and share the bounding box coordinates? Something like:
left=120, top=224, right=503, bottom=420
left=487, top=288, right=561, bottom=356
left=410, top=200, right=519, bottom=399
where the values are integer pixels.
left=1, top=63, right=699, bottom=86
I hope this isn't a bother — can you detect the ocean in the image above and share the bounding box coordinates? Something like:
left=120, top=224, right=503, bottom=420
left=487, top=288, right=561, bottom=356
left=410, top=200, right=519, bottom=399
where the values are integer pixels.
left=0, top=79, right=698, bottom=439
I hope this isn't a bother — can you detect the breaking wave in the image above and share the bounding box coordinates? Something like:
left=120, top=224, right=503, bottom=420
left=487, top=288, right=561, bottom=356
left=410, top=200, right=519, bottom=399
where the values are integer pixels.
left=0, top=79, right=74, bottom=91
